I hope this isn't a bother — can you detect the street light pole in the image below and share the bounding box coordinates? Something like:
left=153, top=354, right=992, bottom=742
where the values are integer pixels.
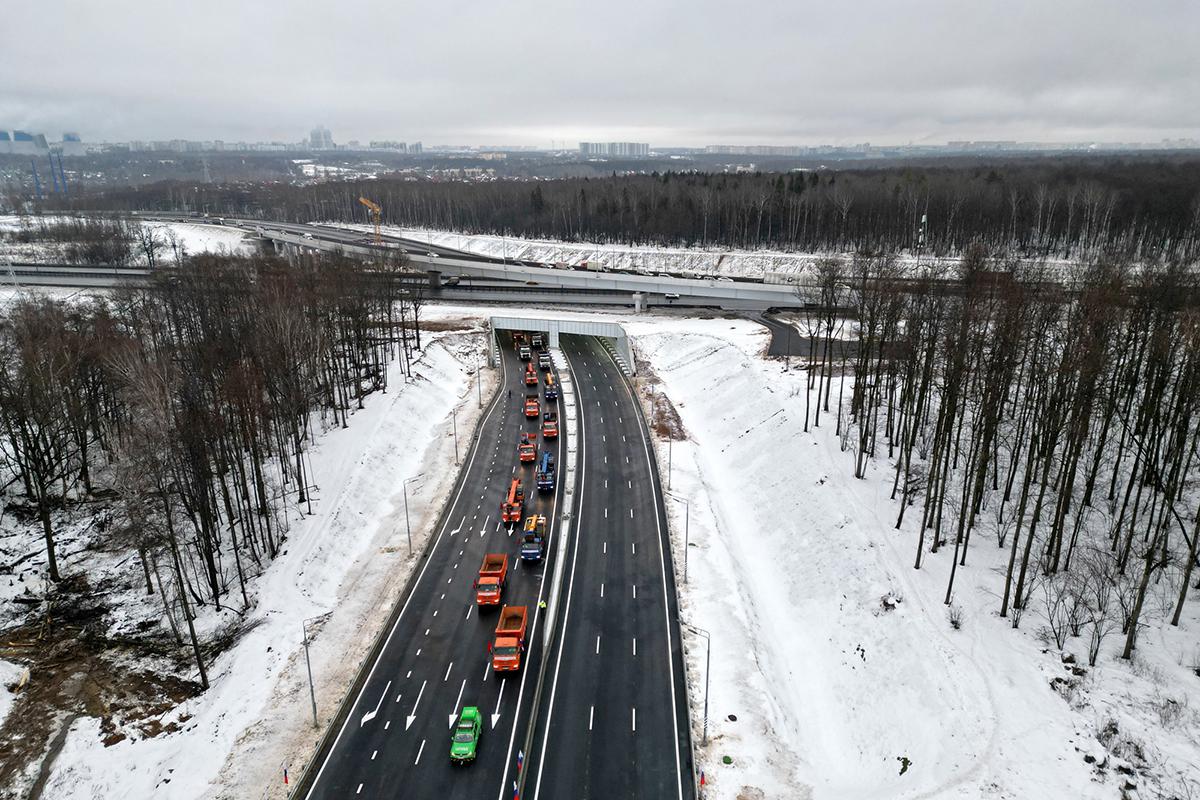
left=452, top=409, right=460, bottom=464
left=403, top=473, right=425, bottom=554
left=301, top=617, right=321, bottom=728
left=683, top=623, right=711, bottom=745
left=475, top=350, right=482, bottom=408
left=665, top=490, right=689, bottom=584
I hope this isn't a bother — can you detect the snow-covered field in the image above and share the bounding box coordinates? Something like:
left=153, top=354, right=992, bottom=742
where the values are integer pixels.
left=0, top=216, right=251, bottom=264
left=16, top=318, right=494, bottom=800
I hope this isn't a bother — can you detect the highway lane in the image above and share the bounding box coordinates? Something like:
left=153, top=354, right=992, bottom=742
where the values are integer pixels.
left=302, top=333, right=563, bottom=800
left=526, top=334, right=695, bottom=800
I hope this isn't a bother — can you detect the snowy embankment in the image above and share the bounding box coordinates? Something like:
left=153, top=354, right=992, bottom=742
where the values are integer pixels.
left=325, top=222, right=1081, bottom=282
left=627, top=319, right=1200, bottom=800
left=34, top=322, right=495, bottom=800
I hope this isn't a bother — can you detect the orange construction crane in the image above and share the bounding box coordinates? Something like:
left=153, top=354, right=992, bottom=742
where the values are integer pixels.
left=358, top=197, right=382, bottom=244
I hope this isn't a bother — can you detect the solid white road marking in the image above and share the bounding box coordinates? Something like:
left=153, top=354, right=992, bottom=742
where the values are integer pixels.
left=359, top=680, right=391, bottom=727
left=406, top=680, right=427, bottom=729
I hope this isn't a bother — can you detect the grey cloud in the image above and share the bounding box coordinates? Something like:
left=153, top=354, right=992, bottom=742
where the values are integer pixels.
left=1, top=0, right=1196, bottom=145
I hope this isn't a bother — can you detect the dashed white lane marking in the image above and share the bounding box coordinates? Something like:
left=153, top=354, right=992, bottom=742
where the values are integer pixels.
left=602, top=435, right=606, bottom=442
left=371, top=750, right=377, bottom=760
left=628, top=480, right=632, bottom=489
left=441, top=593, right=445, bottom=601
left=595, top=635, right=601, bottom=654
left=406, top=670, right=412, bottom=679
left=385, top=720, right=391, bottom=730
left=604, top=508, right=608, bottom=518
left=603, top=542, right=607, bottom=554
left=465, top=605, right=473, bottom=620
left=482, top=660, right=490, bottom=682
left=414, top=738, right=426, bottom=765
left=633, top=584, right=638, bottom=598
left=444, top=662, right=453, bottom=681
left=433, top=610, right=439, bottom=617
left=600, top=583, right=604, bottom=598
left=632, top=542, right=637, bottom=555
left=356, top=783, right=363, bottom=794
left=604, top=456, right=608, bottom=464
left=630, top=508, right=634, bottom=519
left=632, top=707, right=637, bottom=732
left=604, top=479, right=608, bottom=488
left=633, top=638, right=637, bottom=656
left=395, top=690, right=404, bottom=704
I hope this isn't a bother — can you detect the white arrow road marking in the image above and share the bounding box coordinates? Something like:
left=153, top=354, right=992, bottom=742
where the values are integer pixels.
left=360, top=680, right=391, bottom=726
left=406, top=680, right=427, bottom=730
left=449, top=678, right=467, bottom=728
left=491, top=678, right=507, bottom=728
left=481, top=515, right=490, bottom=535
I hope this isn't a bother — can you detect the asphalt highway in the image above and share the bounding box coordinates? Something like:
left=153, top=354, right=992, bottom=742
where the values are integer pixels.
left=301, top=333, right=563, bottom=800
left=524, top=334, right=695, bottom=800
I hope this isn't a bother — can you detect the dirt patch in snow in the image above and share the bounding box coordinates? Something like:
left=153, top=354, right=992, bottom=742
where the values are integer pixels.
left=0, top=588, right=203, bottom=799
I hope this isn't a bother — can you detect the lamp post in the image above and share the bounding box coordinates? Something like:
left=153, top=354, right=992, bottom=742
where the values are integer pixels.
left=403, top=473, right=425, bottom=554
left=475, top=350, right=483, bottom=408
left=301, top=615, right=325, bottom=728
left=665, top=490, right=689, bottom=584
left=452, top=409, right=460, bottom=464
left=683, top=622, right=711, bottom=745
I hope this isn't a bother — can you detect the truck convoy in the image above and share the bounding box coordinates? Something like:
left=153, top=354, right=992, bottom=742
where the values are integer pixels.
left=536, top=452, right=556, bottom=491
left=518, top=432, right=537, bottom=462
left=525, top=362, right=538, bottom=385
left=524, top=394, right=540, bottom=418
left=475, top=554, right=508, bottom=606
left=544, top=373, right=558, bottom=401
left=542, top=411, right=558, bottom=438
left=520, top=515, right=546, bottom=562
left=501, top=478, right=524, bottom=523
left=491, top=605, right=528, bottom=672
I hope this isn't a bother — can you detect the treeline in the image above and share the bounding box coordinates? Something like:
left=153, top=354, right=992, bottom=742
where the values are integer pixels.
left=0, top=252, right=426, bottom=686
left=62, top=156, right=1200, bottom=261
left=798, top=249, right=1200, bottom=667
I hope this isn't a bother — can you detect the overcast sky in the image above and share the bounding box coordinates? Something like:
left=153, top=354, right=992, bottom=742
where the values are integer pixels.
left=2, top=0, right=1197, bottom=147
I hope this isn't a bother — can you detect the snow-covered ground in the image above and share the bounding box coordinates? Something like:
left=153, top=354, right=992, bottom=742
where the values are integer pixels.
left=0, top=216, right=251, bottom=264
left=325, top=223, right=1082, bottom=283
left=24, top=318, right=495, bottom=800
left=627, top=318, right=1200, bottom=800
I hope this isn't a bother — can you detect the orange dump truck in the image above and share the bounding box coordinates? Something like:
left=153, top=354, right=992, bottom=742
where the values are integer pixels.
left=525, top=362, right=538, bottom=385
left=500, top=478, right=524, bottom=523
left=491, top=605, right=528, bottom=672
left=475, top=554, right=508, bottom=606
left=518, top=432, right=537, bottom=462
left=542, top=411, right=558, bottom=439
left=524, top=394, right=540, bottom=418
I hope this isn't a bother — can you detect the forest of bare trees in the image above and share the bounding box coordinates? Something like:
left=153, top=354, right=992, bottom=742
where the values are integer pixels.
left=61, top=156, right=1200, bottom=262
left=0, top=251, right=425, bottom=685
left=797, top=248, right=1200, bottom=666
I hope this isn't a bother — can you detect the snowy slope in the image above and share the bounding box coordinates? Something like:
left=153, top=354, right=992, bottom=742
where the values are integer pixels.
left=629, top=320, right=1200, bottom=799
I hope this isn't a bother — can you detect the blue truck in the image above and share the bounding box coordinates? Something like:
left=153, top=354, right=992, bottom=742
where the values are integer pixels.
left=536, top=452, right=556, bottom=492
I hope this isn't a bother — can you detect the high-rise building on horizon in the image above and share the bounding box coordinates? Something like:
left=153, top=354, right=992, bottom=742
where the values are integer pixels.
left=309, top=125, right=334, bottom=150
left=579, top=141, right=650, bottom=158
